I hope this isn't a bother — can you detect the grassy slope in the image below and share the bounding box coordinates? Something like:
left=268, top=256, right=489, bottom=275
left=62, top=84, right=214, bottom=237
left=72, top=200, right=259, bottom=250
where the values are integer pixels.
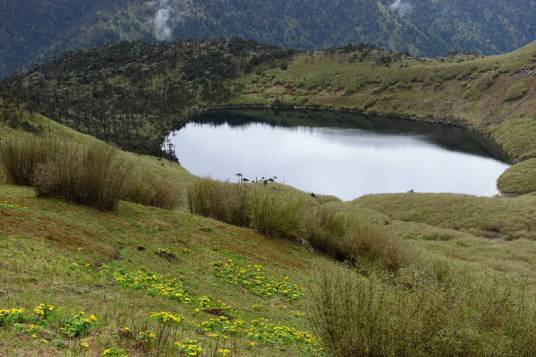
left=0, top=112, right=326, bottom=356
left=0, top=185, right=325, bottom=356
left=231, top=41, right=536, bottom=194
left=5, top=103, right=536, bottom=354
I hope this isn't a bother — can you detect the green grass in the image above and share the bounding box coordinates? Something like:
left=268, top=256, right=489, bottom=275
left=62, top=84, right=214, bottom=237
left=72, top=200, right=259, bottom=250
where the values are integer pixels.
left=505, top=81, right=529, bottom=102
left=498, top=159, right=536, bottom=195
left=492, top=117, right=536, bottom=160
left=0, top=185, right=325, bottom=356
left=355, top=193, right=536, bottom=241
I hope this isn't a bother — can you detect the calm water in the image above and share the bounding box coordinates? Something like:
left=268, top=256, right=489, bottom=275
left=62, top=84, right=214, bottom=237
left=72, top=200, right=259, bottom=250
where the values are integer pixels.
left=167, top=110, right=510, bottom=200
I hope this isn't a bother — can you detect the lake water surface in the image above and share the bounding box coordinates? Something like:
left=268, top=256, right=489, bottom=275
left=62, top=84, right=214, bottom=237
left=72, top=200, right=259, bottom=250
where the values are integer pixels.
left=167, top=110, right=509, bottom=200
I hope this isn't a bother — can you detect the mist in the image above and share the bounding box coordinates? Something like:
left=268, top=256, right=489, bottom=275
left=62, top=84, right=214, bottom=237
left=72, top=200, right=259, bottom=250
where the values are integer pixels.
left=153, top=0, right=173, bottom=41
left=389, top=0, right=412, bottom=15
left=151, top=0, right=194, bottom=41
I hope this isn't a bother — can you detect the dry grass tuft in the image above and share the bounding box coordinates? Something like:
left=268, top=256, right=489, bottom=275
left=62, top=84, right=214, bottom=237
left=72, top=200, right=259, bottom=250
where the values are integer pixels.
left=0, top=136, right=181, bottom=211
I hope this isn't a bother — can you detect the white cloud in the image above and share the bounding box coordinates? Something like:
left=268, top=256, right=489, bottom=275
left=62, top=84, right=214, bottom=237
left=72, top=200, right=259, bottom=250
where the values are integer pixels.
left=151, top=0, right=194, bottom=41
left=389, top=0, right=412, bottom=15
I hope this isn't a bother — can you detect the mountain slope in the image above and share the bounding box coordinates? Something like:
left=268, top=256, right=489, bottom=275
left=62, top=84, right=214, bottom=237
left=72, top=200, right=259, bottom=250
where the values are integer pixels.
left=2, top=0, right=536, bottom=78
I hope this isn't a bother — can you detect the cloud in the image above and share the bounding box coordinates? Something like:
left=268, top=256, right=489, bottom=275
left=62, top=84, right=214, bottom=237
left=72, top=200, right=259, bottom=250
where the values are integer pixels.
left=389, top=0, right=412, bottom=15
left=153, top=0, right=173, bottom=41
left=151, top=0, right=194, bottom=41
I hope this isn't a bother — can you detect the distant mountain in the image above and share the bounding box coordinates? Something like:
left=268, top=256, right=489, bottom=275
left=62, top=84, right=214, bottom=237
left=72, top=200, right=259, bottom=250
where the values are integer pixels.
left=1, top=0, right=536, bottom=78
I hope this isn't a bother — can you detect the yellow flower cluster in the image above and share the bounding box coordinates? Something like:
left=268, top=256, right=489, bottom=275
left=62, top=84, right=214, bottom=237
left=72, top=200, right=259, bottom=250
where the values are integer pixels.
left=197, top=315, right=245, bottom=336
left=113, top=270, right=193, bottom=304
left=195, top=315, right=317, bottom=351
left=245, top=319, right=317, bottom=348
left=138, top=330, right=156, bottom=347
left=61, top=312, right=98, bottom=337
left=197, top=295, right=212, bottom=307
left=176, top=338, right=203, bottom=356
left=217, top=348, right=231, bottom=356
left=0, top=308, right=25, bottom=325
left=150, top=311, right=184, bottom=325
left=34, top=304, right=57, bottom=320
left=0, top=200, right=25, bottom=209
left=102, top=347, right=128, bottom=357
left=214, top=260, right=301, bottom=300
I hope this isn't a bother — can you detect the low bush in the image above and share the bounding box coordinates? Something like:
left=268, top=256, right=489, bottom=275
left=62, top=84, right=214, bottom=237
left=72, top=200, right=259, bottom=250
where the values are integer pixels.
left=188, top=179, right=250, bottom=227
left=0, top=137, right=56, bottom=186
left=309, top=263, right=536, bottom=357
left=189, top=180, right=410, bottom=270
left=33, top=143, right=132, bottom=211
left=188, top=179, right=305, bottom=238
left=125, top=172, right=182, bottom=210
left=0, top=136, right=181, bottom=210
left=249, top=189, right=305, bottom=238
left=305, top=204, right=412, bottom=271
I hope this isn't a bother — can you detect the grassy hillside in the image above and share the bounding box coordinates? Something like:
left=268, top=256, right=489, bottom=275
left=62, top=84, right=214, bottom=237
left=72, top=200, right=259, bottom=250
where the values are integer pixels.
left=4, top=101, right=536, bottom=355
left=0, top=103, right=328, bottom=356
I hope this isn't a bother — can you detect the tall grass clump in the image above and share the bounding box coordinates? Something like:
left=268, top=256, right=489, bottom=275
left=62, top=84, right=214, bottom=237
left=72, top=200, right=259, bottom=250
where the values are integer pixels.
left=187, top=179, right=306, bottom=238
left=248, top=189, right=305, bottom=238
left=124, top=172, right=182, bottom=210
left=305, top=204, right=412, bottom=271
left=0, top=136, right=180, bottom=210
left=309, top=263, right=536, bottom=357
left=33, top=143, right=132, bottom=211
left=0, top=137, right=56, bottom=186
left=187, top=180, right=411, bottom=269
left=188, top=179, right=250, bottom=226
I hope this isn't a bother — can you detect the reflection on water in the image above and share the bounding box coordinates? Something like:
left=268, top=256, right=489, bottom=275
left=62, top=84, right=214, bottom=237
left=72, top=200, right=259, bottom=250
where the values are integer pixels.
left=167, top=110, right=510, bottom=200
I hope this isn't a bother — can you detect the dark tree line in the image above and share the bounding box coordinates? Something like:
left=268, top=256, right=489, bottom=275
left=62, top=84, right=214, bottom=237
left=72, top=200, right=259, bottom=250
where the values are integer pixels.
left=1, top=39, right=295, bottom=158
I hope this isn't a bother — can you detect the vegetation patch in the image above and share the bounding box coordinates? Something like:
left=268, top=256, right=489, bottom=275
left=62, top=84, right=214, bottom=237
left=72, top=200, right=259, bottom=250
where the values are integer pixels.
left=498, top=159, right=536, bottom=195
left=0, top=136, right=181, bottom=210
left=214, top=260, right=301, bottom=299
left=504, top=81, right=529, bottom=101
left=309, top=263, right=536, bottom=357
left=492, top=117, right=536, bottom=160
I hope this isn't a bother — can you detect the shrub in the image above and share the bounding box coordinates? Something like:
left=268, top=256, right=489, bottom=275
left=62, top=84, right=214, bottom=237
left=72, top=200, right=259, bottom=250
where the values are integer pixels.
left=188, top=179, right=250, bottom=227
left=248, top=189, right=305, bottom=238
left=308, top=266, right=390, bottom=357
left=309, top=263, right=536, bottom=357
left=0, top=137, right=56, bottom=186
left=0, top=136, right=181, bottom=210
left=304, top=204, right=347, bottom=255
left=304, top=204, right=411, bottom=271
left=187, top=179, right=306, bottom=238
left=124, top=172, right=181, bottom=209
left=33, top=143, right=131, bottom=211
left=348, top=221, right=412, bottom=271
